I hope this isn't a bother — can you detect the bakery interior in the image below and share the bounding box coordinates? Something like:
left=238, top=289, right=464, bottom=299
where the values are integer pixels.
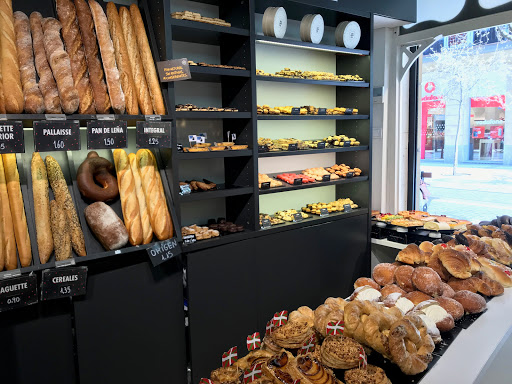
left=0, top=0, right=511, bottom=383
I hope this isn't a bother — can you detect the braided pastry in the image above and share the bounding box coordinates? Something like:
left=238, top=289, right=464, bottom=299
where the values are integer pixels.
left=362, top=310, right=397, bottom=358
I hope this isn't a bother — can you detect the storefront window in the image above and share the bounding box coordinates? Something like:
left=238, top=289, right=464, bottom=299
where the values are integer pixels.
left=470, top=95, right=505, bottom=161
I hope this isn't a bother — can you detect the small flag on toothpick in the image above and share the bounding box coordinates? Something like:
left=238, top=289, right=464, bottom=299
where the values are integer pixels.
left=243, top=363, right=263, bottom=383
left=265, top=320, right=275, bottom=335
left=272, top=310, right=288, bottom=327
left=247, top=332, right=261, bottom=351
left=359, top=347, right=367, bottom=369
left=298, top=334, right=317, bottom=355
left=222, top=346, right=238, bottom=367
left=200, top=379, right=214, bottom=384
left=326, top=320, right=344, bottom=336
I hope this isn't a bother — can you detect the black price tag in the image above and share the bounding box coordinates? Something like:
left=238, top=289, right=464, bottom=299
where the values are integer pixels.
left=288, top=143, right=298, bottom=151
left=318, top=108, right=327, bottom=115
left=260, top=182, right=271, bottom=190
left=343, top=204, right=353, bottom=213
left=147, top=238, right=181, bottom=267
left=0, top=274, right=38, bottom=312
left=258, top=145, right=269, bottom=153
left=320, top=208, right=329, bottom=217
left=261, top=219, right=272, bottom=229
left=87, top=120, right=127, bottom=149
left=33, top=120, right=80, bottom=152
left=322, top=174, right=331, bottom=182
left=177, top=143, right=184, bottom=152
left=41, top=266, right=87, bottom=301
left=293, top=178, right=303, bottom=185
left=346, top=172, right=354, bottom=178
left=0, top=121, right=24, bottom=153
left=344, top=141, right=351, bottom=147
left=291, top=108, right=301, bottom=115
left=317, top=141, right=326, bottom=149
left=345, top=108, right=354, bottom=115
left=183, top=234, right=197, bottom=245
left=157, top=58, right=191, bottom=82
left=293, top=213, right=303, bottom=223
left=136, top=121, right=171, bottom=148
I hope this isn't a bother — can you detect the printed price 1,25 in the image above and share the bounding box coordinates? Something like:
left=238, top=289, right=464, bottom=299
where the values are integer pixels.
left=53, top=140, right=65, bottom=149
left=148, top=137, right=159, bottom=145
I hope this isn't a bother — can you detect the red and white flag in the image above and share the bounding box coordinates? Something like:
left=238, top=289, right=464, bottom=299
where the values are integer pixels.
left=222, top=346, right=238, bottom=367
left=200, top=379, right=214, bottom=384
left=272, top=310, right=288, bottom=327
left=247, top=332, right=261, bottom=351
left=293, top=380, right=301, bottom=384
left=243, top=363, right=263, bottom=383
left=326, top=320, right=344, bottom=336
left=265, top=320, right=275, bottom=335
left=298, top=334, right=316, bottom=355
left=359, top=347, right=367, bottom=369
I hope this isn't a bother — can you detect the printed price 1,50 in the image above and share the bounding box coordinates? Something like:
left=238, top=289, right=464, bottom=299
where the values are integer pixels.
left=104, top=137, right=115, bottom=146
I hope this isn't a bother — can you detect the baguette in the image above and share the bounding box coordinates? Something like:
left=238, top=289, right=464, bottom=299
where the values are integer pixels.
left=46, top=155, right=86, bottom=256
left=0, top=155, right=16, bottom=269
left=29, top=12, right=62, bottom=114
left=31, top=152, right=53, bottom=264
left=113, top=149, right=143, bottom=245
left=2, top=154, right=31, bottom=267
left=13, top=12, right=45, bottom=114
left=129, top=4, right=165, bottom=115
left=136, top=149, right=172, bottom=240
left=0, top=55, right=5, bottom=113
left=119, top=7, right=153, bottom=115
left=74, top=0, right=110, bottom=114
left=128, top=153, right=152, bottom=244
left=0, top=0, right=24, bottom=113
left=50, top=200, right=72, bottom=261
left=106, top=3, right=138, bottom=115
left=41, top=17, right=79, bottom=114
left=56, top=0, right=95, bottom=114
left=89, top=0, right=125, bottom=114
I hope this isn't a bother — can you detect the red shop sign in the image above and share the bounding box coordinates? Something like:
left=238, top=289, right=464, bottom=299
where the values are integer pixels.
left=472, top=127, right=485, bottom=139
left=490, top=126, right=504, bottom=139
left=425, top=82, right=436, bottom=93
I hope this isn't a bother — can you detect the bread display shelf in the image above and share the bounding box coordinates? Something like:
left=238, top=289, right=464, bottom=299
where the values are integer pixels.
left=258, top=114, right=369, bottom=120
left=189, top=66, right=251, bottom=82
left=0, top=114, right=173, bottom=127
left=179, top=186, right=254, bottom=202
left=170, top=18, right=249, bottom=44
left=175, top=111, right=252, bottom=119
left=256, top=75, right=369, bottom=88
left=176, top=149, right=253, bottom=159
left=259, top=145, right=368, bottom=157
left=259, top=174, right=368, bottom=194
left=256, top=35, right=370, bottom=55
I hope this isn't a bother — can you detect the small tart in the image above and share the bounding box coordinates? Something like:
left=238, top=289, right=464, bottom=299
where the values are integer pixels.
left=344, top=365, right=391, bottom=384
left=321, top=335, right=363, bottom=369
left=272, top=320, right=315, bottom=349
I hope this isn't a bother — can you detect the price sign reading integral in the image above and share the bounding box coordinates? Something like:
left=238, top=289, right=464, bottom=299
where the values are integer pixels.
left=0, top=274, right=38, bottom=312
left=33, top=120, right=80, bottom=152
left=317, top=141, right=326, bottom=149
left=322, top=174, right=330, bottom=182
left=345, top=108, right=354, bottom=115
left=293, top=213, right=303, bottom=223
left=320, top=208, right=329, bottom=217
left=147, top=238, right=182, bottom=267
left=0, top=121, right=24, bottom=154
left=183, top=234, right=196, bottom=245
left=293, top=178, right=303, bottom=186
left=291, top=107, right=301, bottom=115
left=87, top=120, right=127, bottom=150
left=261, top=218, right=272, bottom=230
left=343, top=141, right=351, bottom=147
left=136, top=121, right=171, bottom=149
left=260, top=182, right=271, bottom=190
left=156, top=58, right=191, bottom=82
left=346, top=172, right=354, bottom=179
left=343, top=204, right=353, bottom=213
left=41, top=266, right=88, bottom=301
left=288, top=143, right=298, bottom=151
left=318, top=108, right=327, bottom=115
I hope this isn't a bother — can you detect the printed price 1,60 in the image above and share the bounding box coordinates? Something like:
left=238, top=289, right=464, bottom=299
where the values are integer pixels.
left=148, top=137, right=159, bottom=145
left=53, top=140, right=65, bottom=149
left=7, top=296, right=20, bottom=304
left=60, top=286, right=71, bottom=295
left=103, top=138, right=115, bottom=147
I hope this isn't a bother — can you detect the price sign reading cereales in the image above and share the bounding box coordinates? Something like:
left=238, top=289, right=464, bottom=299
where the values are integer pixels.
left=0, top=121, right=24, bottom=154
left=34, top=120, right=81, bottom=152
left=41, top=266, right=88, bottom=301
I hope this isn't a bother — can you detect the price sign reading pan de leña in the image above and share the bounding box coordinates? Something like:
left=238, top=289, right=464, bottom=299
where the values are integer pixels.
left=157, top=58, right=191, bottom=82
left=33, top=120, right=81, bottom=152
left=87, top=120, right=127, bottom=150
left=136, top=121, right=172, bottom=149
left=0, top=121, right=24, bottom=154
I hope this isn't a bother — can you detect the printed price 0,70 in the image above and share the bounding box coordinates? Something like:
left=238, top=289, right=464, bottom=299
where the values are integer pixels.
left=7, top=296, right=20, bottom=304
left=103, top=137, right=115, bottom=147
left=53, top=140, right=65, bottom=149
left=148, top=137, right=159, bottom=145
left=60, top=286, right=71, bottom=295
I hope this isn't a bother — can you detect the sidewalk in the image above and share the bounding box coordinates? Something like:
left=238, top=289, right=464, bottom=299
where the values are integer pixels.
left=419, top=162, right=512, bottom=223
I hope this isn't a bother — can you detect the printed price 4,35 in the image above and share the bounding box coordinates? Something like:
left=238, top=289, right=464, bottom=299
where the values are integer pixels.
left=53, top=140, right=65, bottom=149
left=60, top=286, right=71, bottom=295
left=103, top=138, right=115, bottom=146
left=7, top=296, right=20, bottom=304
left=148, top=137, right=159, bottom=145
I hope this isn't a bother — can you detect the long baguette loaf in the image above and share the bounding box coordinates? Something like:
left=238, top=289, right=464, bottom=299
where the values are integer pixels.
left=31, top=152, right=53, bottom=264
left=136, top=149, right=172, bottom=240
left=119, top=7, right=153, bottom=115
left=0, top=0, right=24, bottom=113
left=50, top=200, right=72, bottom=261
left=106, top=3, right=138, bottom=115
left=74, top=0, right=110, bottom=114
left=46, top=155, right=86, bottom=256
left=13, top=12, right=45, bottom=114
left=128, top=153, right=152, bottom=244
left=56, top=0, right=95, bottom=114
left=3, top=154, right=31, bottom=267
left=129, top=4, right=165, bottom=115
left=89, top=0, right=125, bottom=114
left=113, top=149, right=142, bottom=245
left=29, top=12, right=61, bottom=114
left=0, top=155, right=16, bottom=269
left=41, top=18, right=79, bottom=114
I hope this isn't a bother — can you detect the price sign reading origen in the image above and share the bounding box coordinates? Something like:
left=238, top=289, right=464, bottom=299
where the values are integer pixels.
left=34, top=120, right=81, bottom=152
left=87, top=120, right=127, bottom=150
left=157, top=58, right=191, bottom=82
left=136, top=121, right=171, bottom=149
left=147, top=238, right=181, bottom=267
left=41, top=266, right=88, bottom=301
left=0, top=274, right=38, bottom=312
left=0, top=121, right=24, bottom=154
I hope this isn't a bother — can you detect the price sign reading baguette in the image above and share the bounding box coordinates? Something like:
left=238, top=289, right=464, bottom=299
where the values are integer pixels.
left=0, top=121, right=24, bottom=154
left=0, top=274, right=38, bottom=312
left=33, top=120, right=81, bottom=152
left=136, top=121, right=172, bottom=148
left=146, top=237, right=182, bottom=267
left=87, top=120, right=127, bottom=150
left=41, top=266, right=88, bottom=301
left=157, top=58, right=191, bottom=82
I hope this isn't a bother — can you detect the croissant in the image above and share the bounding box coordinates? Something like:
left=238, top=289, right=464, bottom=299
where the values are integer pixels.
left=438, top=248, right=472, bottom=279
left=477, top=256, right=512, bottom=288
left=427, top=252, right=451, bottom=281
left=464, top=234, right=489, bottom=255
left=314, top=297, right=346, bottom=338
left=289, top=306, right=314, bottom=326
left=396, top=243, right=424, bottom=265
left=475, top=271, right=504, bottom=296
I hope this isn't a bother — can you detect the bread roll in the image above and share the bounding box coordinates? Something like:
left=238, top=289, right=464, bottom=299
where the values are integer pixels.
left=41, top=17, right=79, bottom=114
left=129, top=4, right=165, bottom=115
left=395, top=265, right=415, bottom=292
left=56, top=0, right=95, bottom=114
left=31, top=153, right=53, bottom=264
left=2, top=154, right=31, bottom=267
left=412, top=266, right=443, bottom=296
left=13, top=12, right=45, bottom=114
left=106, top=3, right=138, bottom=115
left=0, top=0, right=23, bottom=113
left=74, top=0, right=110, bottom=114
left=50, top=200, right=72, bottom=261
left=113, top=149, right=142, bottom=245
left=128, top=153, right=152, bottom=244
left=372, top=263, right=397, bottom=286
left=46, top=155, right=86, bottom=256
left=29, top=12, right=62, bottom=114
left=0, top=156, right=15, bottom=269
left=85, top=201, right=128, bottom=250
left=119, top=7, right=152, bottom=115
left=89, top=0, right=125, bottom=114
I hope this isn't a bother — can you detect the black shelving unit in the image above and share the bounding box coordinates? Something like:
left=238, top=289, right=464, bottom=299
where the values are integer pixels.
left=257, top=114, right=369, bottom=120
left=259, top=145, right=369, bottom=157
left=259, top=175, right=369, bottom=194
left=255, top=35, right=370, bottom=55
left=256, top=75, right=369, bottom=87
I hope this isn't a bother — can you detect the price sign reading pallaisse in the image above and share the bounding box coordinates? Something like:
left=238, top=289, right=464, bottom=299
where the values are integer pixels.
left=87, top=120, right=127, bottom=150
left=136, top=121, right=171, bottom=149
left=33, top=120, right=80, bottom=152
left=0, top=121, right=24, bottom=154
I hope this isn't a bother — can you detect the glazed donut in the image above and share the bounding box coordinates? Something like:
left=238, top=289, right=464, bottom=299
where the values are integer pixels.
left=354, top=277, right=380, bottom=291
left=372, top=263, right=397, bottom=286
left=77, top=151, right=119, bottom=201
left=394, top=265, right=415, bottom=292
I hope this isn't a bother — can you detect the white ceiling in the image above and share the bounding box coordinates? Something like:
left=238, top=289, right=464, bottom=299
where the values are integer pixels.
left=374, top=14, right=412, bottom=29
